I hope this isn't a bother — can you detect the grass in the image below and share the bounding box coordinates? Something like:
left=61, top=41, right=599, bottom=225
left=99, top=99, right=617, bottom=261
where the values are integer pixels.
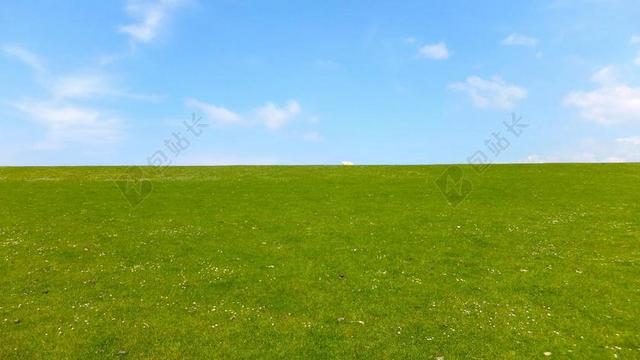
left=0, top=164, right=639, bottom=359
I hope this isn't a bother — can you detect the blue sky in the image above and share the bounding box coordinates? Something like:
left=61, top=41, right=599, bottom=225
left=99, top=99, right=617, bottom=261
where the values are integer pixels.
left=1, top=0, right=640, bottom=165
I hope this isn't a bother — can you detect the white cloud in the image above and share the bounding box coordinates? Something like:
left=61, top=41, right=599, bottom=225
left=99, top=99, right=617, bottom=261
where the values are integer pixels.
left=256, top=101, right=301, bottom=129
left=1, top=44, right=45, bottom=72
left=628, top=36, right=640, bottom=66
left=449, top=76, right=527, bottom=110
left=51, top=75, right=115, bottom=100
left=187, top=98, right=306, bottom=130
left=564, top=86, right=640, bottom=125
left=49, top=74, right=161, bottom=102
left=96, top=53, right=127, bottom=66
left=12, top=101, right=122, bottom=149
left=501, top=33, right=538, bottom=47
left=589, top=65, right=618, bottom=85
left=2, top=45, right=154, bottom=101
left=118, top=0, right=186, bottom=43
left=185, top=98, right=244, bottom=126
left=564, top=67, right=640, bottom=125
left=524, top=137, right=640, bottom=163
left=523, top=153, right=626, bottom=163
left=616, top=136, right=640, bottom=145
left=2, top=48, right=136, bottom=149
left=404, top=37, right=417, bottom=44
left=418, top=42, right=450, bottom=60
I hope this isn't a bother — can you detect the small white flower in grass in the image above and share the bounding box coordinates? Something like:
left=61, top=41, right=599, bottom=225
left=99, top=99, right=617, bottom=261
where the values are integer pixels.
left=544, top=352, right=552, bottom=356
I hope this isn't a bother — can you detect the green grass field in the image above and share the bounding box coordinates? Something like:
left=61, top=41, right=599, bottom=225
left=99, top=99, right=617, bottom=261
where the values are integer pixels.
left=1, top=165, right=638, bottom=359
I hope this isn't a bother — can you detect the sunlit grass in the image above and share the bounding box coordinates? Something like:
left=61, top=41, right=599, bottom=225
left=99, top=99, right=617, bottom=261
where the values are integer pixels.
left=0, top=165, right=638, bottom=358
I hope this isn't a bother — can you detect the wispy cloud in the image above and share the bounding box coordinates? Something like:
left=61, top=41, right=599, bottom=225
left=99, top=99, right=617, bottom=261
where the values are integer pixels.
left=185, top=98, right=244, bottom=126
left=564, top=66, right=640, bottom=125
left=187, top=98, right=306, bottom=130
left=1, top=44, right=46, bottom=72
left=12, top=101, right=123, bottom=149
left=501, top=33, right=538, bottom=47
left=564, top=86, right=640, bottom=125
left=50, top=74, right=162, bottom=102
left=3, top=47, right=141, bottom=149
left=256, top=101, right=301, bottom=130
left=118, top=0, right=187, bottom=44
left=631, top=35, right=640, bottom=65
left=616, top=136, right=640, bottom=146
left=589, top=65, right=618, bottom=85
left=449, top=76, right=527, bottom=110
left=418, top=42, right=450, bottom=60
left=50, top=74, right=121, bottom=101
left=403, top=37, right=417, bottom=45
left=525, top=136, right=640, bottom=163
